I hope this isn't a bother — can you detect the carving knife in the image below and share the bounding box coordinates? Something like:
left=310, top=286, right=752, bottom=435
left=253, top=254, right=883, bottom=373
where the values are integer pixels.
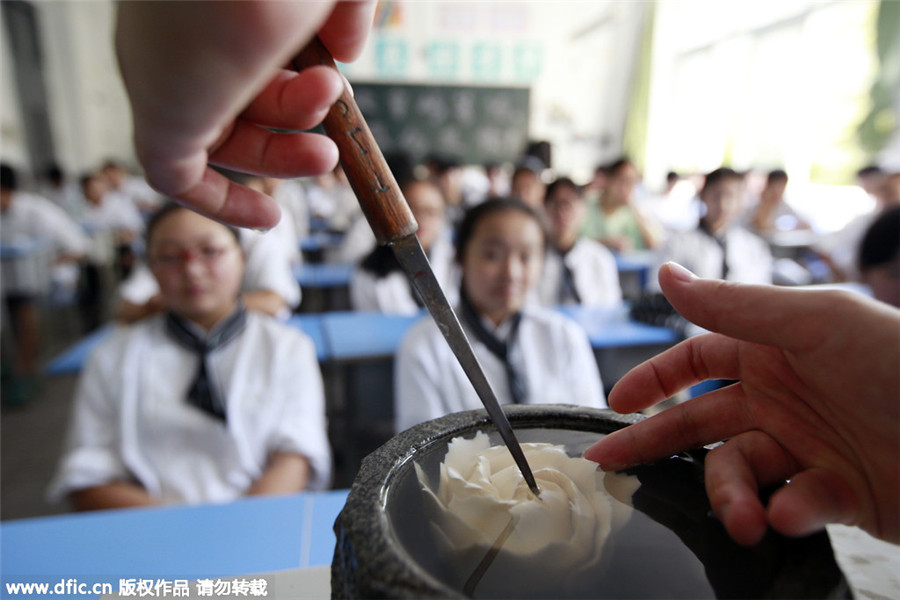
left=292, top=38, right=540, bottom=497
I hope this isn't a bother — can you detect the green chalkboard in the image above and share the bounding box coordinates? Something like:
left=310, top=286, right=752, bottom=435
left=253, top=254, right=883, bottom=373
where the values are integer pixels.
left=352, top=83, right=530, bottom=165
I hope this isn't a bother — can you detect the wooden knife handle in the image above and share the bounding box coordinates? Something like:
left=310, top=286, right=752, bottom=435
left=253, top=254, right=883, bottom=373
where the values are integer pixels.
left=291, top=37, right=417, bottom=244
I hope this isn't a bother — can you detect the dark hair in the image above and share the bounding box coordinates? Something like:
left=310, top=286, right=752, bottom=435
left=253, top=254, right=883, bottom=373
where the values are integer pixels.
left=43, top=163, right=64, bottom=184
left=544, top=176, right=581, bottom=203
left=666, top=171, right=680, bottom=183
left=606, top=158, right=634, bottom=177
left=358, top=177, right=445, bottom=278
left=767, top=169, right=788, bottom=185
left=701, top=167, right=742, bottom=194
left=859, top=205, right=900, bottom=272
left=145, top=202, right=241, bottom=249
left=857, top=165, right=883, bottom=178
left=454, top=197, right=545, bottom=263
left=1, top=164, right=18, bottom=191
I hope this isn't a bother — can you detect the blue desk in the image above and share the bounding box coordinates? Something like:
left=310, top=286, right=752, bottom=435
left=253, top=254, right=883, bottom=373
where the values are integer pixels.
left=557, top=305, right=680, bottom=348
left=294, top=263, right=354, bottom=289
left=615, top=251, right=655, bottom=297
left=0, top=490, right=349, bottom=596
left=44, top=325, right=114, bottom=375
left=320, top=311, right=421, bottom=361
left=299, top=232, right=344, bottom=254
left=44, top=315, right=329, bottom=376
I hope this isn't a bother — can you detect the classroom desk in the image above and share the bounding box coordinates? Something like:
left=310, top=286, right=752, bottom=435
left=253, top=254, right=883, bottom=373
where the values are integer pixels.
left=293, top=263, right=354, bottom=289
left=319, top=310, right=421, bottom=361
left=43, top=314, right=329, bottom=376
left=294, top=264, right=354, bottom=312
left=614, top=250, right=657, bottom=300
left=0, top=489, right=349, bottom=598
left=299, top=232, right=345, bottom=258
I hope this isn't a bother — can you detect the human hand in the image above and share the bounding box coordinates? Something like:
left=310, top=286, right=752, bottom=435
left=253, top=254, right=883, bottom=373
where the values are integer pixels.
left=115, top=1, right=375, bottom=228
left=584, top=262, right=900, bottom=546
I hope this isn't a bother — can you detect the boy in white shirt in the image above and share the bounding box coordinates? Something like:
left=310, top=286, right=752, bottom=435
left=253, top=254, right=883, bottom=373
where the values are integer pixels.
left=537, top=176, right=623, bottom=308
left=651, top=167, right=773, bottom=290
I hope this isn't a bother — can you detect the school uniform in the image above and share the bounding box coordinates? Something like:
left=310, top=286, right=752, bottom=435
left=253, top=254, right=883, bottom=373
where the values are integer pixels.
left=650, top=223, right=773, bottom=290
left=79, top=191, right=145, bottom=235
left=350, top=230, right=459, bottom=314
left=536, top=237, right=623, bottom=308
left=0, top=191, right=90, bottom=256
left=48, top=311, right=330, bottom=505
left=394, top=303, right=606, bottom=433
left=0, top=191, right=90, bottom=297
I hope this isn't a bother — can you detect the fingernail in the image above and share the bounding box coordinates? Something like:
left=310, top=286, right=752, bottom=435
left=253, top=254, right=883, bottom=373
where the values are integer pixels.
left=667, top=262, right=697, bottom=282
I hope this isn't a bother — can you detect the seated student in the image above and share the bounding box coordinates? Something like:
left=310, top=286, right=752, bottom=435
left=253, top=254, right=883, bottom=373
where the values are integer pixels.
left=115, top=203, right=301, bottom=323
left=582, top=158, right=663, bottom=252
left=651, top=167, right=773, bottom=291
left=49, top=203, right=330, bottom=510
left=350, top=178, right=458, bottom=314
left=744, top=169, right=809, bottom=234
left=536, top=177, right=623, bottom=308
left=509, top=163, right=546, bottom=212
left=858, top=205, right=900, bottom=308
left=394, top=198, right=606, bottom=433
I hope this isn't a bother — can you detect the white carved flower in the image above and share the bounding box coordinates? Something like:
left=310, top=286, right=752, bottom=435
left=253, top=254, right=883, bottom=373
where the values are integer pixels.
left=415, top=431, right=636, bottom=580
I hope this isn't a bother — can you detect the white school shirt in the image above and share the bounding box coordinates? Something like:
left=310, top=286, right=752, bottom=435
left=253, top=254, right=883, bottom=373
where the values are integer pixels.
left=349, top=232, right=459, bottom=314
left=1, top=191, right=90, bottom=256
left=394, top=307, right=607, bottom=432
left=649, top=225, right=773, bottom=291
left=118, top=225, right=302, bottom=315
left=536, top=237, right=623, bottom=308
left=1, top=192, right=90, bottom=296
left=80, top=192, right=145, bottom=235
left=48, top=312, right=331, bottom=505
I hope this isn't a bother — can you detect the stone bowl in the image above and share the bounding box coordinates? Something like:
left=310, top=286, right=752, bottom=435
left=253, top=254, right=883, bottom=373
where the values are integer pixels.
left=331, top=404, right=850, bottom=599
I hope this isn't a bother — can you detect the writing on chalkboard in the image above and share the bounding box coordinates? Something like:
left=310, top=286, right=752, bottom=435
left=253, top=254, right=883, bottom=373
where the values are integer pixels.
left=354, top=83, right=530, bottom=165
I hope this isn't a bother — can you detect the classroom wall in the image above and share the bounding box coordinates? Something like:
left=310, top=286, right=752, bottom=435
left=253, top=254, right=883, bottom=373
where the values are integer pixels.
left=341, top=2, right=647, bottom=181
left=1, top=1, right=646, bottom=184
left=0, top=16, right=28, bottom=170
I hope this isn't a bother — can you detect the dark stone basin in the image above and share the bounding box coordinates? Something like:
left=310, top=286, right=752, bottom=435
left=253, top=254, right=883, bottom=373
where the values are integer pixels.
left=331, top=404, right=851, bottom=599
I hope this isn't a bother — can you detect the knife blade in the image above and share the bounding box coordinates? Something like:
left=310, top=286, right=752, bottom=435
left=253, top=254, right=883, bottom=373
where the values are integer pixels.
left=292, top=38, right=540, bottom=497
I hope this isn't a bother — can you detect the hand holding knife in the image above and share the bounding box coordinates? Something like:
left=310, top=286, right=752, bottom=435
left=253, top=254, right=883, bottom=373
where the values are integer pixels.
left=292, top=37, right=541, bottom=498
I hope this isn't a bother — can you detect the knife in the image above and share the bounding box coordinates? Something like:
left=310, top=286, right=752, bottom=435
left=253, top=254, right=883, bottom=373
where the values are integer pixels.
left=292, top=38, right=540, bottom=497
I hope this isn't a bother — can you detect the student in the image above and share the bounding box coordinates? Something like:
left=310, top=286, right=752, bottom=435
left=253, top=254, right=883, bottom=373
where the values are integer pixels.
left=1, top=164, right=90, bottom=402
left=509, top=164, right=546, bottom=212
left=585, top=262, right=900, bottom=547
left=582, top=158, right=663, bottom=252
left=858, top=204, right=900, bottom=308
left=49, top=203, right=330, bottom=510
left=394, top=198, right=606, bottom=432
left=814, top=170, right=900, bottom=282
left=350, top=178, right=457, bottom=313
left=651, top=167, right=772, bottom=290
left=536, top=177, right=622, bottom=308
left=101, top=159, right=163, bottom=217
left=745, top=169, right=809, bottom=234
left=115, top=213, right=301, bottom=323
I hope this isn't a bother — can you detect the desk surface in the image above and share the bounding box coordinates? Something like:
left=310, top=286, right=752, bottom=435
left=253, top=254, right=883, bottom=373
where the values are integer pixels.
left=294, top=263, right=354, bottom=288
left=558, top=304, right=680, bottom=348
left=44, top=307, right=680, bottom=374
left=0, top=490, right=349, bottom=588
left=320, top=310, right=421, bottom=361
left=44, top=315, right=328, bottom=376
